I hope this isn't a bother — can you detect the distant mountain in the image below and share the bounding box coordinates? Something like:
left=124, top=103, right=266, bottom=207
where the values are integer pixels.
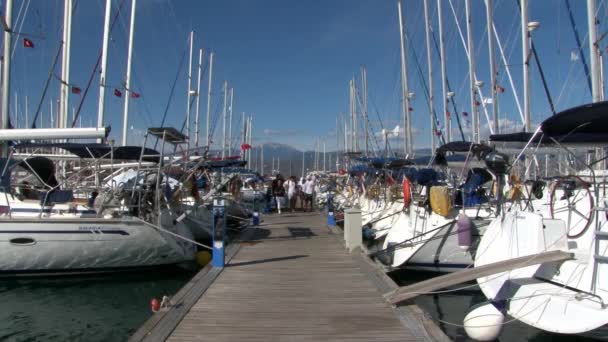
left=240, top=142, right=435, bottom=177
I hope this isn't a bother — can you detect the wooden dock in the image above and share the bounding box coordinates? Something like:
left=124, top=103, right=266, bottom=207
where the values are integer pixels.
left=130, top=212, right=449, bottom=342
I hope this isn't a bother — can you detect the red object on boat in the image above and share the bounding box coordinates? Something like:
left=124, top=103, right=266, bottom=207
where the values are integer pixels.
left=131, top=92, right=140, bottom=98
left=150, top=298, right=160, bottom=312
left=240, top=143, right=252, bottom=150
left=402, top=177, right=412, bottom=208
left=23, top=38, right=34, bottom=48
left=71, top=87, right=81, bottom=94
left=463, top=111, right=469, bottom=117
left=114, top=89, right=122, bottom=97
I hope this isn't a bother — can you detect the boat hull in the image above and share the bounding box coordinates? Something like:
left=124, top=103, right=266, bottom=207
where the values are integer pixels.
left=0, top=217, right=196, bottom=275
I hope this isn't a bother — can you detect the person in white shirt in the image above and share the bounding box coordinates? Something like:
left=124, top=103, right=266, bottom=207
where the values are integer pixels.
left=284, top=176, right=297, bottom=213
left=303, top=176, right=315, bottom=212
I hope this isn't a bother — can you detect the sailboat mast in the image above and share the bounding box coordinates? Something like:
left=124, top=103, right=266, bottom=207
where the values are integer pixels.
left=60, top=0, right=73, bottom=129
left=437, top=0, right=450, bottom=142
left=186, top=31, right=194, bottom=149
left=241, top=112, right=246, bottom=159
left=343, top=113, right=347, bottom=153
left=465, top=0, right=479, bottom=142
left=228, top=88, right=233, bottom=156
left=397, top=0, right=412, bottom=156
left=97, top=0, right=111, bottom=130
left=206, top=52, right=214, bottom=147
left=588, top=0, right=601, bottom=102
left=248, top=116, right=253, bottom=163
left=349, top=80, right=354, bottom=152
left=261, top=143, right=264, bottom=175
left=323, top=140, right=326, bottom=172
left=423, top=0, right=435, bottom=151
left=1, top=0, right=12, bottom=156
left=486, top=0, right=498, bottom=134
left=301, top=150, right=305, bottom=177
left=221, top=80, right=227, bottom=158
left=352, top=79, right=358, bottom=152
left=521, top=0, right=531, bottom=132
left=194, top=49, right=203, bottom=147
left=361, top=67, right=368, bottom=155
left=121, top=0, right=137, bottom=146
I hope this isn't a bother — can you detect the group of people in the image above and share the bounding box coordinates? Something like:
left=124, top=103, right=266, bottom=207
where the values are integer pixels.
left=270, top=174, right=316, bottom=214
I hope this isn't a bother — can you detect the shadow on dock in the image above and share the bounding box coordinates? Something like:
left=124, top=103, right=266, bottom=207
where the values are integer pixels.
left=226, top=254, right=308, bottom=268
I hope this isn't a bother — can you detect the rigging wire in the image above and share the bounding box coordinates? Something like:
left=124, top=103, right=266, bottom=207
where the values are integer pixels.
left=404, top=28, right=446, bottom=147
left=430, top=30, right=465, bottom=141
left=564, top=0, right=593, bottom=95
left=69, top=0, right=127, bottom=129
left=153, top=44, right=188, bottom=150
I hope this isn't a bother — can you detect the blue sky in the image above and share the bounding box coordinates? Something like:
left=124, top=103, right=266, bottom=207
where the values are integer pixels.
left=6, top=0, right=604, bottom=152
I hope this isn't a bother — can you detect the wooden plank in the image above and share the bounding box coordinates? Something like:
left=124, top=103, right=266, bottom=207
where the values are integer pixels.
left=387, top=250, right=574, bottom=305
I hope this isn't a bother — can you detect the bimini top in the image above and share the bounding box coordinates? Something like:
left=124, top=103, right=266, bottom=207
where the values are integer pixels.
left=436, top=141, right=494, bottom=158
left=13, top=143, right=161, bottom=162
left=148, top=127, right=188, bottom=144
left=541, top=101, right=608, bottom=137
left=203, top=159, right=247, bottom=169
left=490, top=101, right=608, bottom=144
left=352, top=156, right=414, bottom=169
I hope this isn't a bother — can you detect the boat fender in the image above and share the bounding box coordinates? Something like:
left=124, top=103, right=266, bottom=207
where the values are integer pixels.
left=402, top=177, right=412, bottom=209
left=457, top=211, right=472, bottom=250
left=150, top=298, right=160, bottom=313
left=463, top=303, right=504, bottom=341
left=196, top=251, right=212, bottom=267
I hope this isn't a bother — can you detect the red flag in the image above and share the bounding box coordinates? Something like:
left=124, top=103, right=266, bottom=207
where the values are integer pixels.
left=463, top=111, right=469, bottom=117
left=114, top=89, right=122, bottom=97
left=131, top=91, right=140, bottom=98
left=240, top=143, right=252, bottom=150
left=23, top=38, right=34, bottom=48
left=408, top=107, right=414, bottom=112
left=71, top=86, right=81, bottom=94
left=435, top=130, right=442, bottom=136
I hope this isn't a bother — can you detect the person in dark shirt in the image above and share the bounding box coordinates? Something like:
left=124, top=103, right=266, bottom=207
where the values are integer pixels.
left=271, top=174, right=286, bottom=214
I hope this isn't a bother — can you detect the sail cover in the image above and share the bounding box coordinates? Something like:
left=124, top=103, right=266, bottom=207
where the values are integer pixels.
left=13, top=143, right=160, bottom=162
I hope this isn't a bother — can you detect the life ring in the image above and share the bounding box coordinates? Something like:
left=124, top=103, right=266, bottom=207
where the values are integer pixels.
left=402, top=177, right=412, bottom=208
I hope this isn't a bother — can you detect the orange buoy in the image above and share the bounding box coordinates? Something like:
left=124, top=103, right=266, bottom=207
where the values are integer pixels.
left=150, top=298, right=160, bottom=312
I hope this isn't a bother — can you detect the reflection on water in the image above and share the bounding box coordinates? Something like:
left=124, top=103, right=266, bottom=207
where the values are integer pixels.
left=390, top=269, right=600, bottom=342
left=0, top=268, right=193, bottom=342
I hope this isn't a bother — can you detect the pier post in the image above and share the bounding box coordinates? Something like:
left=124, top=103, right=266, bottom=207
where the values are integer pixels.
left=212, top=197, right=226, bottom=268
left=327, top=192, right=335, bottom=227
left=344, top=208, right=362, bottom=252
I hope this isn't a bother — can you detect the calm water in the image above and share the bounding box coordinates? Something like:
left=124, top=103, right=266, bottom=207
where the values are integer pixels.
left=0, top=268, right=193, bottom=342
left=391, top=270, right=599, bottom=342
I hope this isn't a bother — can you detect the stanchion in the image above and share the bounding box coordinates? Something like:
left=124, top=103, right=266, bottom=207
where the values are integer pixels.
left=327, top=211, right=336, bottom=227
left=212, top=197, right=225, bottom=268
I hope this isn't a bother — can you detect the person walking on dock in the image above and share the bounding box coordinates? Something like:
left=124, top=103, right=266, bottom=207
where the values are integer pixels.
left=303, top=176, right=315, bottom=212
left=272, top=174, right=286, bottom=214
left=298, top=177, right=306, bottom=210
left=285, top=176, right=297, bottom=213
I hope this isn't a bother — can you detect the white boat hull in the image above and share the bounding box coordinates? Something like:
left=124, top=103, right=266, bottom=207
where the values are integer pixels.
left=0, top=216, right=196, bottom=275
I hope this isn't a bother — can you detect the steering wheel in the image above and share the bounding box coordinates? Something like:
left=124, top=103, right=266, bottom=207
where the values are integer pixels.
left=549, top=176, right=594, bottom=239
